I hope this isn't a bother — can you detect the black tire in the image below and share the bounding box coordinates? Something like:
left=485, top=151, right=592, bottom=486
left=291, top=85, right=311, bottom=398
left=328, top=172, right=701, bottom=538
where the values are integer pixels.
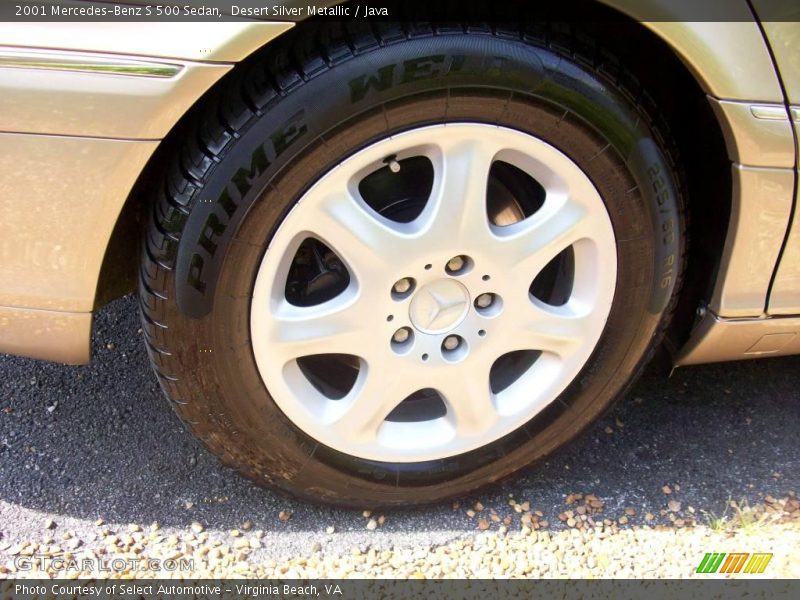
left=139, top=23, right=686, bottom=507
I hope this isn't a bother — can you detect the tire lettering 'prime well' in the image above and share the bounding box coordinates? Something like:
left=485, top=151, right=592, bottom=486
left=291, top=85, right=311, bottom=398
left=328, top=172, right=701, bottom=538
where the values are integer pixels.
left=182, top=111, right=307, bottom=311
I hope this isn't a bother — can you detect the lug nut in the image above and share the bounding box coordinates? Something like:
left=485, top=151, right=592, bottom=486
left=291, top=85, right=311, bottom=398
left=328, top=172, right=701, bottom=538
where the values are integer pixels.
left=446, top=255, right=466, bottom=273
left=443, top=335, right=460, bottom=351
left=392, top=327, right=411, bottom=344
left=475, top=293, right=494, bottom=309
left=393, top=278, right=412, bottom=294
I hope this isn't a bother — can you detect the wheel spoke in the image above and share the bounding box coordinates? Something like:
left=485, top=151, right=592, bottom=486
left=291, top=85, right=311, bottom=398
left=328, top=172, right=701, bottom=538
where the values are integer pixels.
left=436, top=363, right=498, bottom=437
left=420, top=138, right=497, bottom=244
left=265, top=290, right=371, bottom=363
left=511, top=299, right=593, bottom=358
left=309, top=190, right=409, bottom=281
left=503, top=195, right=594, bottom=277
left=327, top=362, right=419, bottom=444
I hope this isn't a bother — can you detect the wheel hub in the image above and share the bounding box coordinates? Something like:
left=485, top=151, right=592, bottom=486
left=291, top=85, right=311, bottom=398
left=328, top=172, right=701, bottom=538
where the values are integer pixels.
left=408, top=278, right=470, bottom=334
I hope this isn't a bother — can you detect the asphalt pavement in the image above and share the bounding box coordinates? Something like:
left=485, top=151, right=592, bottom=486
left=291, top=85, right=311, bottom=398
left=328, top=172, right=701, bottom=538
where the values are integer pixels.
left=1, top=294, right=798, bottom=560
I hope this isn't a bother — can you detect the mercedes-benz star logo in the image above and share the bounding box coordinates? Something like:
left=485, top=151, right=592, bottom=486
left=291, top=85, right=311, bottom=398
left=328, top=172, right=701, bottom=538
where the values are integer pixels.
left=409, top=279, right=470, bottom=334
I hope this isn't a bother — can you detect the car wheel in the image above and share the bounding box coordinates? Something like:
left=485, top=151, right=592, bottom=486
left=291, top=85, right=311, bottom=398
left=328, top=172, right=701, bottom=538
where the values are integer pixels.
left=140, top=23, right=685, bottom=507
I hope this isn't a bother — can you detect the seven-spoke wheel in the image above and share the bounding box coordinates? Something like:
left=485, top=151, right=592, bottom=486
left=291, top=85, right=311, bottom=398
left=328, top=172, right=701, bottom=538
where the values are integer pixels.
left=251, top=125, right=617, bottom=462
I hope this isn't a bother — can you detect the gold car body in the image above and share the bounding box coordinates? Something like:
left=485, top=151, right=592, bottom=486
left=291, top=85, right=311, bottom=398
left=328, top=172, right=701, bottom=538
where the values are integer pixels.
left=0, top=1, right=798, bottom=365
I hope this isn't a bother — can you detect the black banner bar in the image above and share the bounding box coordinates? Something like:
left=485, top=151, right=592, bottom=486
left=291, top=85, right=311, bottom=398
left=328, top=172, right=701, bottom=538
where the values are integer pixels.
left=2, top=0, right=799, bottom=23
left=3, top=579, right=800, bottom=600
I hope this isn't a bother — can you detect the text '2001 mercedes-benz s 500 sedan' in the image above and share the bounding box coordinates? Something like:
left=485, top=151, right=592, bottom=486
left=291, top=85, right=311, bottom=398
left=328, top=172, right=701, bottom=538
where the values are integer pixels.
left=0, top=1, right=798, bottom=507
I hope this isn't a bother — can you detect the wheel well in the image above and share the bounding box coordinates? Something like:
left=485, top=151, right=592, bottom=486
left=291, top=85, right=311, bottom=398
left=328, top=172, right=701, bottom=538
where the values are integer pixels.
left=95, top=4, right=731, bottom=353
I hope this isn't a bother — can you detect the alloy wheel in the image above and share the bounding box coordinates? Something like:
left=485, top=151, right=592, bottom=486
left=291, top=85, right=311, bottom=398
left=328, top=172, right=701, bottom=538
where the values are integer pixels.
left=251, top=124, right=617, bottom=462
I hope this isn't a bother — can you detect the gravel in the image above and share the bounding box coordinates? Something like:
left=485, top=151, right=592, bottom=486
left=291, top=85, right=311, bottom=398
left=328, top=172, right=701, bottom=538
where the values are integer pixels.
left=1, top=294, right=799, bottom=578
left=1, top=497, right=798, bottom=578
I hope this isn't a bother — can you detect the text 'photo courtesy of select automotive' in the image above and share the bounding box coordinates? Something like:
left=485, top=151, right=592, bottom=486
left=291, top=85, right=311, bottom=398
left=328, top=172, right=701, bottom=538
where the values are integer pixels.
left=0, top=0, right=798, bottom=597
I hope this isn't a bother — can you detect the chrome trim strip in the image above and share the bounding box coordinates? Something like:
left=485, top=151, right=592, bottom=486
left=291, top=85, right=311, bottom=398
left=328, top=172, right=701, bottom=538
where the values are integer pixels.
left=0, top=47, right=183, bottom=78
left=750, top=104, right=789, bottom=121
left=791, top=107, right=800, bottom=122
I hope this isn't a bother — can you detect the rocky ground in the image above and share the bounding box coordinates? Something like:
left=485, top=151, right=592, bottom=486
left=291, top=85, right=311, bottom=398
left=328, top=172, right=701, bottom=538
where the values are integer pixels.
left=1, top=295, right=799, bottom=579
left=1, top=493, right=799, bottom=578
